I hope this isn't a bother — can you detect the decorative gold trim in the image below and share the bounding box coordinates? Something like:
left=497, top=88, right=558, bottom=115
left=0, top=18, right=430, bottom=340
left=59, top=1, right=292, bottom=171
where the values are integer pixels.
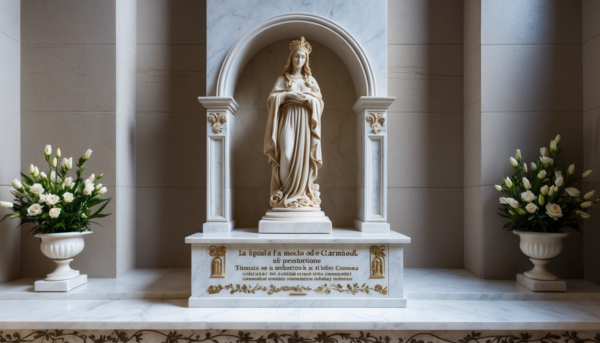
left=207, top=283, right=388, bottom=295
left=207, top=112, right=227, bottom=134
left=370, top=245, right=386, bottom=278
left=366, top=112, right=386, bottom=134
left=209, top=246, right=226, bottom=278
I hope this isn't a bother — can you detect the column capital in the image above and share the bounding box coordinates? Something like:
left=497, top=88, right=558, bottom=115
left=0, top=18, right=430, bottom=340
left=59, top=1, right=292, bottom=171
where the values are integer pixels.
left=352, top=96, right=395, bottom=114
left=198, top=97, right=240, bottom=114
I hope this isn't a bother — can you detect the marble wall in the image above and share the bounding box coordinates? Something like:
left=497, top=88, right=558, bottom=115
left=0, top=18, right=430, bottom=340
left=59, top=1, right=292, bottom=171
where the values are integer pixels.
left=135, top=0, right=207, bottom=268
left=18, top=0, right=138, bottom=278
left=582, top=0, right=600, bottom=285
left=464, top=0, right=585, bottom=279
left=5, top=0, right=598, bottom=279
left=0, top=0, right=21, bottom=283
left=387, top=0, right=464, bottom=268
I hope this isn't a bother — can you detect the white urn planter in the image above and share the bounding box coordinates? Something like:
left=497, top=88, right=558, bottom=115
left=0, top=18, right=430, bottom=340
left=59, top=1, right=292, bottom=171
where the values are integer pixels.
left=514, top=230, right=569, bottom=281
left=35, top=231, right=92, bottom=281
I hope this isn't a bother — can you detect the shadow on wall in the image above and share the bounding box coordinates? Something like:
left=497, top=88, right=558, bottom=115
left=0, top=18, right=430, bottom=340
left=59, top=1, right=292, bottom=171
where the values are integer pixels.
left=233, top=39, right=357, bottom=228
left=135, top=0, right=207, bottom=268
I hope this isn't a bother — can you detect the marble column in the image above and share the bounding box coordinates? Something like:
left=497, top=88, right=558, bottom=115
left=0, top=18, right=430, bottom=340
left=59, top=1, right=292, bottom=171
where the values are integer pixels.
left=0, top=0, right=21, bottom=283
left=354, top=97, right=395, bottom=233
left=198, top=97, right=239, bottom=233
left=20, top=0, right=137, bottom=277
left=464, top=0, right=583, bottom=279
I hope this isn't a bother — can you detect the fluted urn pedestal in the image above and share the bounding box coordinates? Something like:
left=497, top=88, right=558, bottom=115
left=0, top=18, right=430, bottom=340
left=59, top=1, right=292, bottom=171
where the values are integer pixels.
left=514, top=230, right=568, bottom=292
left=34, top=231, right=92, bottom=292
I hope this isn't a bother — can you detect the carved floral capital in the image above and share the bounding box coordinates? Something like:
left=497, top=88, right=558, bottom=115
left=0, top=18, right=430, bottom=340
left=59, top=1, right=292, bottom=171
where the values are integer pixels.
left=366, top=112, right=386, bottom=134
left=208, top=112, right=227, bottom=134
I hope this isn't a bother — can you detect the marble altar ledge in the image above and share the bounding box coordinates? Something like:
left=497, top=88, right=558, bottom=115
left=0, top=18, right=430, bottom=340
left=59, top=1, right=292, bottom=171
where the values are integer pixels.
left=185, top=228, right=411, bottom=244
left=1, top=299, right=600, bottom=330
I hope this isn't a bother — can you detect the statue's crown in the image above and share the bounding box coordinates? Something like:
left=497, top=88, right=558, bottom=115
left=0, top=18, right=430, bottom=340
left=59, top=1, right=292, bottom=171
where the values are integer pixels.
left=289, top=36, right=312, bottom=55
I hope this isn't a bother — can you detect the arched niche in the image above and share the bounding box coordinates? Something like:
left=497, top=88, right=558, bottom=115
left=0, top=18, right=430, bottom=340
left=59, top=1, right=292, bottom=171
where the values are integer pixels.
left=215, top=13, right=377, bottom=99
left=199, top=13, right=394, bottom=233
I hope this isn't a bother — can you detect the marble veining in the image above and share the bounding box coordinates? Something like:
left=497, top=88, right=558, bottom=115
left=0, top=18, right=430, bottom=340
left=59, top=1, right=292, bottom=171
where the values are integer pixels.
left=1, top=298, right=600, bottom=330
left=206, top=0, right=387, bottom=96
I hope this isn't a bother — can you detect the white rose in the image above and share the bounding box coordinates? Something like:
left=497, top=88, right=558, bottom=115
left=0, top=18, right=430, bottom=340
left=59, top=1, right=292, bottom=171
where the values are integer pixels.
left=581, top=201, right=592, bottom=209
left=39, top=193, right=47, bottom=203
left=85, top=178, right=93, bottom=185
left=521, top=191, right=537, bottom=203
left=530, top=162, right=537, bottom=172
left=506, top=198, right=520, bottom=209
left=522, top=178, right=532, bottom=190
left=12, top=179, right=22, bottom=190
left=83, top=149, right=93, bottom=160
left=568, top=164, right=575, bottom=175
left=49, top=208, right=61, bottom=219
left=95, top=183, right=103, bottom=190
left=63, top=192, right=74, bottom=203
left=505, top=177, right=513, bottom=188
left=67, top=157, right=73, bottom=170
left=555, top=171, right=562, bottom=179
left=537, top=170, right=547, bottom=179
left=499, top=197, right=509, bottom=204
left=540, top=147, right=549, bottom=157
left=580, top=212, right=591, bottom=219
left=44, top=144, right=52, bottom=156
left=525, top=203, right=538, bottom=214
left=584, top=190, right=595, bottom=200
left=495, top=185, right=502, bottom=191
left=27, top=204, right=43, bottom=216
left=0, top=201, right=13, bottom=209
left=50, top=170, right=57, bottom=183
left=541, top=156, right=554, bottom=168
left=565, top=187, right=580, bottom=197
left=64, top=177, right=73, bottom=188
left=83, top=183, right=95, bottom=195
left=582, top=170, right=593, bottom=179
left=540, top=185, right=549, bottom=195
left=555, top=176, right=564, bottom=187
left=45, top=194, right=60, bottom=205
left=40, top=172, right=47, bottom=179
left=89, top=174, right=96, bottom=182
left=98, top=187, right=107, bottom=195
left=10, top=189, right=21, bottom=196
left=545, top=203, right=563, bottom=218
left=30, top=183, right=44, bottom=194
left=510, top=157, right=518, bottom=167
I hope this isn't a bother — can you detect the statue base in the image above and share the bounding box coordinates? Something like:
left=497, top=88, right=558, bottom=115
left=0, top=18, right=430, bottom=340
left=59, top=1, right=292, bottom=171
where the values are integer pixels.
left=258, top=209, right=332, bottom=234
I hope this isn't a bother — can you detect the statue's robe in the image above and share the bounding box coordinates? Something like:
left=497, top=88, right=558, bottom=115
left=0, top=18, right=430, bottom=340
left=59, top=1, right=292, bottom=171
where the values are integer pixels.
left=264, top=75, right=324, bottom=208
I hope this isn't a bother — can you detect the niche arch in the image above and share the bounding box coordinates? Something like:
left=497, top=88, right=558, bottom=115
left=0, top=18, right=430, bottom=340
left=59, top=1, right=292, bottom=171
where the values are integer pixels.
left=215, top=13, right=377, bottom=99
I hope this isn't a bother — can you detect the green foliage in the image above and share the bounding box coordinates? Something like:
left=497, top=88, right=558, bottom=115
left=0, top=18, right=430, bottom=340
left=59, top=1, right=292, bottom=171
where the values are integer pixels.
left=0, top=147, right=111, bottom=234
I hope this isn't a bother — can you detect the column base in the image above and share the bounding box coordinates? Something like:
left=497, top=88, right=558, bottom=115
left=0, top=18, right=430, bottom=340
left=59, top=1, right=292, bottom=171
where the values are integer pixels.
left=355, top=220, right=390, bottom=233
left=203, top=221, right=235, bottom=233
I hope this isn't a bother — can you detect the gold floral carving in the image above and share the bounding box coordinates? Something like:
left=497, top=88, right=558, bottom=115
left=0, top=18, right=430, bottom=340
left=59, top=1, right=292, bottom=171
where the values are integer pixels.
left=370, top=245, right=386, bottom=278
left=207, top=283, right=388, bottom=295
left=209, top=246, right=226, bottom=278
left=207, top=112, right=227, bottom=134
left=366, top=112, right=386, bottom=134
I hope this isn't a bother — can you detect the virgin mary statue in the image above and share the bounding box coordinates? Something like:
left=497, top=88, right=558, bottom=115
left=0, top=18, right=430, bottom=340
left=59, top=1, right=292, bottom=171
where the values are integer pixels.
left=263, top=37, right=324, bottom=211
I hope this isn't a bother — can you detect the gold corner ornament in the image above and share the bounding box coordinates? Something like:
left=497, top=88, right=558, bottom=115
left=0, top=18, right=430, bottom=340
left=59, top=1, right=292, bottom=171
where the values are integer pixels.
left=209, top=246, right=226, bottom=278
left=207, top=283, right=388, bottom=295
left=208, top=112, right=227, bottom=134
left=370, top=245, right=386, bottom=278
left=366, top=112, right=386, bottom=134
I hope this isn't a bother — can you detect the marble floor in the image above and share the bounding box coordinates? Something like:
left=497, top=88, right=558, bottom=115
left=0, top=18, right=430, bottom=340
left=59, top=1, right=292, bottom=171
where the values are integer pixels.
left=1, top=269, right=600, bottom=330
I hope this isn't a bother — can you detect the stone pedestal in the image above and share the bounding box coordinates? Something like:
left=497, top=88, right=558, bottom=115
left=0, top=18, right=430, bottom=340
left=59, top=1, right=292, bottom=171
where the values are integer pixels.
left=259, top=210, right=332, bottom=234
left=517, top=273, right=566, bottom=292
left=186, top=229, right=410, bottom=308
left=34, top=275, right=87, bottom=292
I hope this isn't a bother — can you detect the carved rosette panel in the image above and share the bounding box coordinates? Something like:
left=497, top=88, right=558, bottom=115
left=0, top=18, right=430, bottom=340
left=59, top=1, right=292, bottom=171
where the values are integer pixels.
left=209, top=245, right=226, bottom=278
left=207, top=112, right=227, bottom=134
left=370, top=245, right=386, bottom=278
left=366, top=112, right=386, bottom=134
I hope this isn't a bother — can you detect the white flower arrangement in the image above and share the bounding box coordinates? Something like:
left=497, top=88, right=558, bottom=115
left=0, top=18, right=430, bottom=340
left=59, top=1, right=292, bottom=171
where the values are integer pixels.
left=497, top=135, right=598, bottom=233
left=0, top=145, right=111, bottom=234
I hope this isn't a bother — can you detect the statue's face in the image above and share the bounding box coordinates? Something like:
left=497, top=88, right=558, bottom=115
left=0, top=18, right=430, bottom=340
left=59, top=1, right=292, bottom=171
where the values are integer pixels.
left=292, top=50, right=307, bottom=69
